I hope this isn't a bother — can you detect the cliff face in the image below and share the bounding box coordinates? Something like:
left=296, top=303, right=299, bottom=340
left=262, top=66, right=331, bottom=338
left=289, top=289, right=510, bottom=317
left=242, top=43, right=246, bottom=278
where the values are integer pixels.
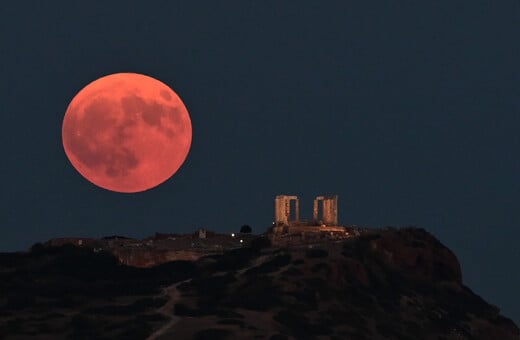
left=365, top=228, right=462, bottom=283
left=0, top=227, right=517, bottom=339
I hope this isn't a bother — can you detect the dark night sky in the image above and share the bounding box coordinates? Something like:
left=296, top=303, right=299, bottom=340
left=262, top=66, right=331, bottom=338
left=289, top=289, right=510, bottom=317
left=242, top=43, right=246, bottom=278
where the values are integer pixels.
left=2, top=1, right=519, bottom=323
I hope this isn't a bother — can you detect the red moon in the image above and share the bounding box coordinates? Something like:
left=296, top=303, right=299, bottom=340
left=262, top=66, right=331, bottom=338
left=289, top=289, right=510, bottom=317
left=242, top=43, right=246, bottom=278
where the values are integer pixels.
left=62, top=73, right=192, bottom=193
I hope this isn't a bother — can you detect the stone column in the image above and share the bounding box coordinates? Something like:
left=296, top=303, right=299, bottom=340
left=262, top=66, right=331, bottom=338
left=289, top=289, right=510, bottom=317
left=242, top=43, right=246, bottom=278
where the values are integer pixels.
left=275, top=196, right=285, bottom=225
left=322, top=195, right=338, bottom=225
left=294, top=198, right=300, bottom=222
left=332, top=195, right=338, bottom=225
left=313, top=199, right=318, bottom=221
left=285, top=199, right=291, bottom=224
left=323, top=199, right=330, bottom=225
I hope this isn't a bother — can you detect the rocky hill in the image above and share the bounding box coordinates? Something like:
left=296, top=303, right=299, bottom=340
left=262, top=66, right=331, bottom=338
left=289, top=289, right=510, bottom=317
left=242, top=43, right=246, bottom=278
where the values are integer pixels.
left=0, top=227, right=518, bottom=339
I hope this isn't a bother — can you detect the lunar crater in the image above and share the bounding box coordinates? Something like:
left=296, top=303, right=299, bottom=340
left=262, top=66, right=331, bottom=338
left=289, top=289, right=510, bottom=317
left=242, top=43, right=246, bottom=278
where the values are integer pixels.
left=160, top=89, right=172, bottom=101
left=104, top=147, right=139, bottom=178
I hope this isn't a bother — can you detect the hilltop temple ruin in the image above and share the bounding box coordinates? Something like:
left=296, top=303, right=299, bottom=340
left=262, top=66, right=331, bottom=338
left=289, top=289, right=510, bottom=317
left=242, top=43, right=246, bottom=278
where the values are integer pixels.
left=274, top=194, right=338, bottom=226
left=271, top=194, right=349, bottom=244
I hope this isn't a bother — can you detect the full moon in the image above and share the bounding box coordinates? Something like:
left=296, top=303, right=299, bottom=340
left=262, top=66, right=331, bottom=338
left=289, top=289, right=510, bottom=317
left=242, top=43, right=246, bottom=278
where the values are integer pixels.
left=62, top=73, right=192, bottom=193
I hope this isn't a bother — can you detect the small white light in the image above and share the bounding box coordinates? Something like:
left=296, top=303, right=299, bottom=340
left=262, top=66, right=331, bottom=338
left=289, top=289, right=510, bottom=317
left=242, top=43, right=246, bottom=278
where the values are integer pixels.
left=231, top=233, right=235, bottom=237
left=240, top=239, right=243, bottom=243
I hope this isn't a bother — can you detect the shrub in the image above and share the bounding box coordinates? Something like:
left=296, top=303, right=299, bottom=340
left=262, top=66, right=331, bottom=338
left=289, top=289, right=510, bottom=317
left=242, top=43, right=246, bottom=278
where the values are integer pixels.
left=30, top=242, right=45, bottom=254
left=240, top=225, right=252, bottom=233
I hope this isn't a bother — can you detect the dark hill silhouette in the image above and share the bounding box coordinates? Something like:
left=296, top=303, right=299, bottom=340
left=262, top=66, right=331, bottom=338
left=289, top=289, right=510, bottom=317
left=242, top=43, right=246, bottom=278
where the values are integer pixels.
left=0, top=227, right=517, bottom=339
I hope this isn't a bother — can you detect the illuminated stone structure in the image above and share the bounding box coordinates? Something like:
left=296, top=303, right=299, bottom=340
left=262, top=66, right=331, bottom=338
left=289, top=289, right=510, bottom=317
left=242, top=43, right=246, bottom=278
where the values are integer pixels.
left=274, top=194, right=339, bottom=226
left=274, top=195, right=300, bottom=225
left=313, top=195, right=338, bottom=226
